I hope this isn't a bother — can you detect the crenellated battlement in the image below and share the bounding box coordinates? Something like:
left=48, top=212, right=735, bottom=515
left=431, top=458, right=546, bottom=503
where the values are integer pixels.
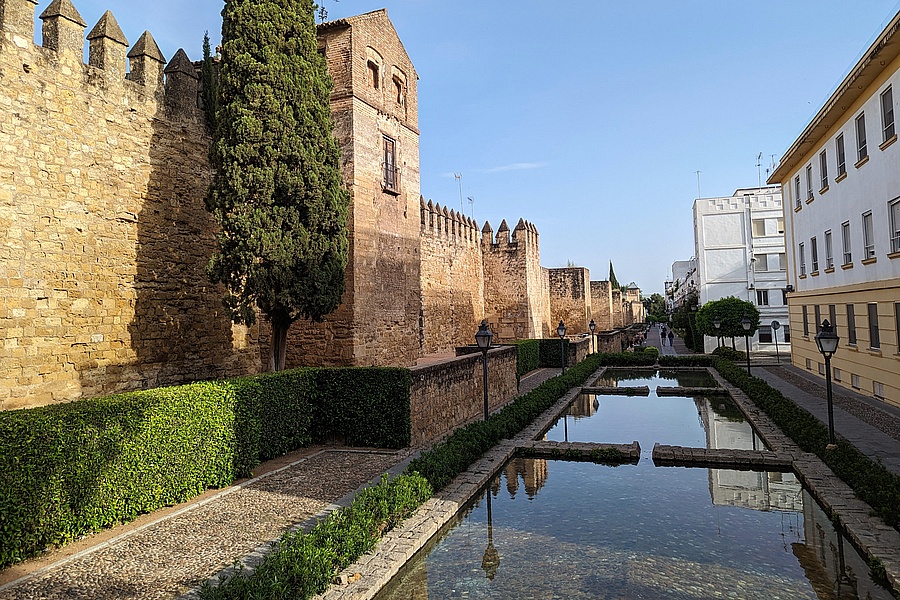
left=0, top=0, right=201, bottom=117
left=480, top=217, right=539, bottom=251
left=419, top=196, right=480, bottom=246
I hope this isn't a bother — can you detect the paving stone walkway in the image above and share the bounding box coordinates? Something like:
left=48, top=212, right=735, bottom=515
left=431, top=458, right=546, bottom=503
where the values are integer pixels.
left=0, top=367, right=560, bottom=600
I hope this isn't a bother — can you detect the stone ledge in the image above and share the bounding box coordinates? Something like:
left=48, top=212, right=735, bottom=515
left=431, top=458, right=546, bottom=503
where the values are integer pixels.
left=517, top=440, right=641, bottom=463
left=581, top=385, right=650, bottom=396
left=655, top=386, right=729, bottom=396
left=650, top=443, right=791, bottom=469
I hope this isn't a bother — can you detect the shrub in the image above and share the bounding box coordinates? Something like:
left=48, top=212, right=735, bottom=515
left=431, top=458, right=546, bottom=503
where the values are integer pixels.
left=711, top=346, right=745, bottom=361
left=658, top=355, right=713, bottom=368
left=200, top=473, right=432, bottom=599
left=0, top=367, right=410, bottom=568
left=510, top=340, right=540, bottom=378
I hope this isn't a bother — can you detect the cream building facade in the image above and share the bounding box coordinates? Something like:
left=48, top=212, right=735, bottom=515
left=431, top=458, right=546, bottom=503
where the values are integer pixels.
left=768, top=10, right=900, bottom=408
left=693, top=187, right=790, bottom=354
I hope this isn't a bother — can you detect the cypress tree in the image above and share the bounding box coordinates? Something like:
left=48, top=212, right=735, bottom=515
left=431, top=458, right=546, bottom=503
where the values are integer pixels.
left=608, top=261, right=620, bottom=289
left=200, top=31, right=217, bottom=132
left=206, top=0, right=350, bottom=371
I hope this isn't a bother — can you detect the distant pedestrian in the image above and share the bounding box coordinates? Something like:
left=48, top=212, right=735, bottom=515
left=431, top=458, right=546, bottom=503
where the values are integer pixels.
left=659, top=327, right=665, bottom=345
left=668, top=331, right=674, bottom=347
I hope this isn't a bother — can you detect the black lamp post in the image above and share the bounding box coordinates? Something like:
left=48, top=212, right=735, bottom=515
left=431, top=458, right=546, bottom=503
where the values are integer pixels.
left=481, top=492, right=499, bottom=579
left=475, top=319, right=493, bottom=421
left=714, top=318, right=722, bottom=349
left=771, top=320, right=781, bottom=364
left=589, top=319, right=596, bottom=354
left=557, top=320, right=567, bottom=374
left=741, top=315, right=752, bottom=375
left=815, top=319, right=840, bottom=449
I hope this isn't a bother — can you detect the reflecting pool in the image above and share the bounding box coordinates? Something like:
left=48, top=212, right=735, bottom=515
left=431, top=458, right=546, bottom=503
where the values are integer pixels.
left=376, top=459, right=892, bottom=600
left=595, top=368, right=719, bottom=388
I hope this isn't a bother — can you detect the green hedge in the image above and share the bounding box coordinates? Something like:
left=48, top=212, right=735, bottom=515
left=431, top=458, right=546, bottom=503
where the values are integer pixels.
left=658, top=355, right=714, bottom=368
left=510, top=340, right=540, bottom=377
left=0, top=367, right=410, bottom=568
left=200, top=473, right=432, bottom=600
left=711, top=346, right=746, bottom=361
left=538, top=338, right=570, bottom=368
left=712, top=358, right=900, bottom=531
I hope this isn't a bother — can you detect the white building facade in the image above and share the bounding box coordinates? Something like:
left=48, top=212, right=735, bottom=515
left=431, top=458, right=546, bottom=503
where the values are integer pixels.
left=768, top=10, right=900, bottom=408
left=667, top=259, right=698, bottom=311
left=693, top=187, right=790, bottom=354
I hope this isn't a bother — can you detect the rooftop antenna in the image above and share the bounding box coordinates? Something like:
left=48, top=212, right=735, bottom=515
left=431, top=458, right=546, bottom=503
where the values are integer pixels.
left=467, top=196, right=475, bottom=220
left=454, top=172, right=464, bottom=213
left=694, top=170, right=701, bottom=199
left=756, top=152, right=763, bottom=188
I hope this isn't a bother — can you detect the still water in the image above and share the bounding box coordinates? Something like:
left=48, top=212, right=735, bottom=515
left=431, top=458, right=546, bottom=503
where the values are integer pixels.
left=595, top=368, right=719, bottom=388
left=377, top=459, right=892, bottom=599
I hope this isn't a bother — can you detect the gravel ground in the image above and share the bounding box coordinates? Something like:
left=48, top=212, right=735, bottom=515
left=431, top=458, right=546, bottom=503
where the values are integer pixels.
left=0, top=450, right=403, bottom=600
left=764, top=366, right=900, bottom=441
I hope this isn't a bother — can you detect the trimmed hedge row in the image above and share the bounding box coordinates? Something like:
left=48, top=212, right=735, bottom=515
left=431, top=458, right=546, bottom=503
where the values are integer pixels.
left=712, top=358, right=900, bottom=531
left=0, top=367, right=410, bottom=568
left=200, top=473, right=432, bottom=599
left=538, top=338, right=570, bottom=367
left=510, top=340, right=540, bottom=378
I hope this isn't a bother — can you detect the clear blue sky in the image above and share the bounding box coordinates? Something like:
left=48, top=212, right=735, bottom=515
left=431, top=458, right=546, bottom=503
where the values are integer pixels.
left=48, top=0, right=900, bottom=294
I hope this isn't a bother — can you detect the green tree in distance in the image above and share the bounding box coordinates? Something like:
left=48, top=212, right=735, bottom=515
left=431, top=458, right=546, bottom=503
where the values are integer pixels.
left=696, top=297, right=760, bottom=351
left=206, top=0, right=350, bottom=371
left=608, top=261, right=620, bottom=289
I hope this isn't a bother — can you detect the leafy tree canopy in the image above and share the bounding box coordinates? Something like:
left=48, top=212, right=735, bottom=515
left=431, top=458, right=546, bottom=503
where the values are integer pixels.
left=695, top=296, right=760, bottom=338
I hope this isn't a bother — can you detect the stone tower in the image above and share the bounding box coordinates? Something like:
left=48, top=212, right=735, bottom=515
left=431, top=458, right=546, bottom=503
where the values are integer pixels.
left=285, top=10, right=422, bottom=367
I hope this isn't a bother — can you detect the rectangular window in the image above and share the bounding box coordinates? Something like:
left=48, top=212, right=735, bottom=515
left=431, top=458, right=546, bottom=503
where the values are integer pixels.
left=856, top=113, right=868, bottom=161
left=868, top=303, right=880, bottom=349
left=778, top=252, right=786, bottom=271
left=806, top=164, right=814, bottom=200
left=890, top=197, right=900, bottom=253
left=836, top=133, right=846, bottom=176
left=819, top=150, right=828, bottom=189
left=882, top=86, right=895, bottom=142
left=814, top=305, right=821, bottom=334
left=847, top=304, right=857, bottom=345
left=810, top=236, right=819, bottom=272
left=756, top=290, right=769, bottom=306
left=758, top=325, right=773, bottom=343
left=874, top=381, right=885, bottom=400
left=777, top=218, right=785, bottom=234
left=799, top=242, right=806, bottom=276
left=862, top=211, right=875, bottom=258
left=751, top=219, right=766, bottom=237
left=753, top=254, right=768, bottom=272
left=824, top=230, right=833, bottom=269
left=833, top=367, right=842, bottom=382
left=829, top=304, right=837, bottom=333
left=781, top=289, right=788, bottom=306
left=802, top=305, right=809, bottom=336
left=382, top=136, right=399, bottom=193
left=783, top=325, right=790, bottom=343
left=842, top=221, right=852, bottom=264
left=895, top=302, right=900, bottom=350
left=851, top=373, right=861, bottom=389
left=794, top=176, right=802, bottom=209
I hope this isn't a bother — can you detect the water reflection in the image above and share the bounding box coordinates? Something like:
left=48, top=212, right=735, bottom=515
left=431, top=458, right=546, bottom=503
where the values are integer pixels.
left=376, top=460, right=893, bottom=600
left=596, top=368, right=718, bottom=388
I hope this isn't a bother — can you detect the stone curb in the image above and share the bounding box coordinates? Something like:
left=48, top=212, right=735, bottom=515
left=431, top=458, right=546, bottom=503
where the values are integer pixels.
left=650, top=443, right=791, bottom=469
left=655, top=385, right=729, bottom=396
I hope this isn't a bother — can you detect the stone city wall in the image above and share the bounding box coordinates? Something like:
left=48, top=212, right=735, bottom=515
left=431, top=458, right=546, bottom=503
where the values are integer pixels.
left=481, top=219, right=544, bottom=343
left=409, top=345, right=517, bottom=446
left=418, top=199, right=484, bottom=354
left=287, top=12, right=422, bottom=368
left=0, top=0, right=262, bottom=410
left=591, top=280, right=613, bottom=331
left=548, top=267, right=591, bottom=334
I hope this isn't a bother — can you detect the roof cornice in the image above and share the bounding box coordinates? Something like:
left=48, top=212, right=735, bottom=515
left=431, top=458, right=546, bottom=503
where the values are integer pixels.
left=769, top=10, right=900, bottom=183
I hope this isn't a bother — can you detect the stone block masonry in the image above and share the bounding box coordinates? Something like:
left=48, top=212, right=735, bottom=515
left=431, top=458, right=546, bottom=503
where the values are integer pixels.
left=0, top=0, right=262, bottom=409
left=549, top=267, right=591, bottom=334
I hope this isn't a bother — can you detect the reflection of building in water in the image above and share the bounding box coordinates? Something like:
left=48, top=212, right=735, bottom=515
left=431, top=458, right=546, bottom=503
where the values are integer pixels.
left=568, top=394, right=599, bottom=418
left=792, top=489, right=894, bottom=600
left=709, top=469, right=803, bottom=512
left=698, top=396, right=766, bottom=451
left=498, top=458, right=549, bottom=499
